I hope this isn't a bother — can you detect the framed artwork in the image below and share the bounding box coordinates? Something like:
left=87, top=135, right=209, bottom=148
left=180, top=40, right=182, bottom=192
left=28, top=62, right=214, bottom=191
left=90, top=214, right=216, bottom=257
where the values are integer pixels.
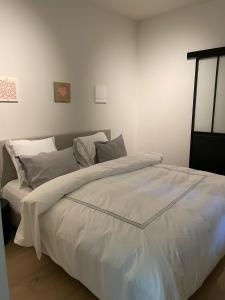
left=54, top=82, right=71, bottom=103
left=94, top=85, right=108, bottom=104
left=0, top=77, right=18, bottom=103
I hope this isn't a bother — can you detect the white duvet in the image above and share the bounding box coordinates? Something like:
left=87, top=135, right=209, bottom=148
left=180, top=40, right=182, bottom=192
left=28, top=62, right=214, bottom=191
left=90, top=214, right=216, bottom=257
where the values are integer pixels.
left=15, top=154, right=225, bottom=300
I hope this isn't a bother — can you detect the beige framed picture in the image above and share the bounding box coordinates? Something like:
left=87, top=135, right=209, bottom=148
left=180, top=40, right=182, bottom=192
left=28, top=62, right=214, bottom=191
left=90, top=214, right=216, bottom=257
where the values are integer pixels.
left=0, top=77, right=19, bottom=103
left=54, top=82, right=71, bottom=103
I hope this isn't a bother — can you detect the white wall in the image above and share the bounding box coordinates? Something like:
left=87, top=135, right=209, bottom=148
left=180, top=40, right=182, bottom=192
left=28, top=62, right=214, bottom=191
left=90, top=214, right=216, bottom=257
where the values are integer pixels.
left=137, top=0, right=225, bottom=166
left=2, top=0, right=225, bottom=165
left=0, top=0, right=137, bottom=152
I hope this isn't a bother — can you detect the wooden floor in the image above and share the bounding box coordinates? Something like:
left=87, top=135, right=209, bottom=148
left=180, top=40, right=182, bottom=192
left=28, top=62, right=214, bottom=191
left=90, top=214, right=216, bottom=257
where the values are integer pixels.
left=5, top=240, right=225, bottom=300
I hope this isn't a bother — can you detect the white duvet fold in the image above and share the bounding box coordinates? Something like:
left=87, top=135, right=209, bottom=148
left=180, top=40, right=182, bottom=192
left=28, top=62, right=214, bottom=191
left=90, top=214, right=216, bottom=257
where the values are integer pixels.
left=15, top=153, right=162, bottom=258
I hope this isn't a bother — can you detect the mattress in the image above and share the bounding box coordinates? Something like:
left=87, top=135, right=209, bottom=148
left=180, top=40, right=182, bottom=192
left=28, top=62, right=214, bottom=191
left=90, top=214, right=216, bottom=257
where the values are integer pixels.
left=2, top=179, right=32, bottom=214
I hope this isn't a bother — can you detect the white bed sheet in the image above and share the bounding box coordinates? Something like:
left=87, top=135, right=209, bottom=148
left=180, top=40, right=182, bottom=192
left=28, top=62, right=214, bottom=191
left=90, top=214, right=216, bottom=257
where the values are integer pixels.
left=2, top=179, right=32, bottom=214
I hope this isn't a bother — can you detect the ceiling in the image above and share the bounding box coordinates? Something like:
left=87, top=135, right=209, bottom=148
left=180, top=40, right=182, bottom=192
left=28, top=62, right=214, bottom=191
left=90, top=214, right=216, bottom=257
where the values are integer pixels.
left=89, top=0, right=210, bottom=21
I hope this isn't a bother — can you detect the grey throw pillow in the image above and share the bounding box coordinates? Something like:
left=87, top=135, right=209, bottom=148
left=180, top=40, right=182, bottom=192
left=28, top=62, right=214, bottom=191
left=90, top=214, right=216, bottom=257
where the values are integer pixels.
left=19, top=147, right=79, bottom=189
left=95, top=134, right=127, bottom=163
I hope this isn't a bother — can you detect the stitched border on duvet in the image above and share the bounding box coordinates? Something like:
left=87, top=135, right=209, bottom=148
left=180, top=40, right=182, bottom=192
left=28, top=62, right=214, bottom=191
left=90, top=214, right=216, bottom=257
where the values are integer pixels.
left=65, top=174, right=206, bottom=229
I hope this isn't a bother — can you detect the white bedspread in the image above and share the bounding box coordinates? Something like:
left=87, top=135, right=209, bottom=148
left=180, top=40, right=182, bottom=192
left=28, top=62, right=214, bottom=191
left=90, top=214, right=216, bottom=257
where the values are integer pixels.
left=15, top=154, right=225, bottom=300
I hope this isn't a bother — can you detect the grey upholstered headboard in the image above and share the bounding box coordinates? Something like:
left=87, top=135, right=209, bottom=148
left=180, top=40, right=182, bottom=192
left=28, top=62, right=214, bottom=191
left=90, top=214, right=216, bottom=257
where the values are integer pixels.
left=0, top=129, right=111, bottom=189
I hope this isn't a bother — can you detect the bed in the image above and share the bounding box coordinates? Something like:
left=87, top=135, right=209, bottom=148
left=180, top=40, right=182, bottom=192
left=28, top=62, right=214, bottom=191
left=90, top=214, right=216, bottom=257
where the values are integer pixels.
left=1, top=130, right=225, bottom=300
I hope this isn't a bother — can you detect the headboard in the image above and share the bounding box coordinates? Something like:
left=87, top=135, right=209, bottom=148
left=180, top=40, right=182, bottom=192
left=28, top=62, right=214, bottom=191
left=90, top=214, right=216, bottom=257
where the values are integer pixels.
left=0, top=129, right=111, bottom=188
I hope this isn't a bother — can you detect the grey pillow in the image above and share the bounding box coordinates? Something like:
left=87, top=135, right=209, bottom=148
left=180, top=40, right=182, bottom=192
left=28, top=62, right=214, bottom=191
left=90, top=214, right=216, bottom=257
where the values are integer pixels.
left=95, top=134, right=127, bottom=163
left=19, top=147, right=79, bottom=189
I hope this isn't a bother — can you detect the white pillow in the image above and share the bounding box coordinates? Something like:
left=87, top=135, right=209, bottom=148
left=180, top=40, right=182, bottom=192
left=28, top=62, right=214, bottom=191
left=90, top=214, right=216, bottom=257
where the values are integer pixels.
left=73, top=132, right=108, bottom=167
left=5, top=137, right=57, bottom=186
